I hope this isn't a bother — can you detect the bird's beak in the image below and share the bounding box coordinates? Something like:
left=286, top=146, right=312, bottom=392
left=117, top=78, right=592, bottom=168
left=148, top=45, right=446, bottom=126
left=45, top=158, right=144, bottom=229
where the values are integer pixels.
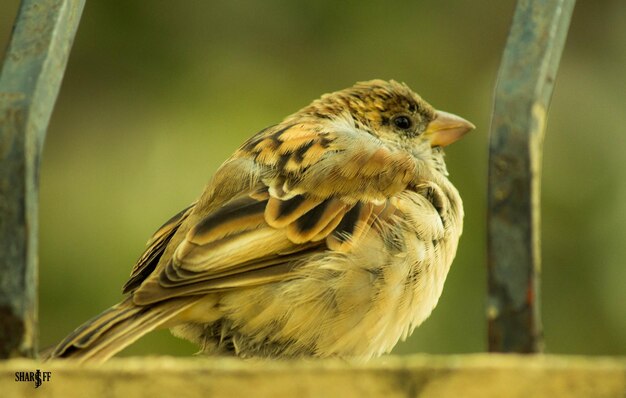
left=424, top=110, right=475, bottom=147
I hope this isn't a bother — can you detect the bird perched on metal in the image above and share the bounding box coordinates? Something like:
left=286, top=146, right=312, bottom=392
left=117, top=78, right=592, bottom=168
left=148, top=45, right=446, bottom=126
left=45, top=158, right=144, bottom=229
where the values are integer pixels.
left=48, top=79, right=474, bottom=363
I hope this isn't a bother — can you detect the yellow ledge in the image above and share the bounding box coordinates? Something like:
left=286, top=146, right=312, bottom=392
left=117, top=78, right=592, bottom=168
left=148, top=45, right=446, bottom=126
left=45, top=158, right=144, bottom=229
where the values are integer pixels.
left=1, top=354, right=624, bottom=397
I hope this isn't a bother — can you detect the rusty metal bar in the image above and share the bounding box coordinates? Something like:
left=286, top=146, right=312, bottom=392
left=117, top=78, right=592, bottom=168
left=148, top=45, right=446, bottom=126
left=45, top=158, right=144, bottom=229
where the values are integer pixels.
left=487, top=0, right=575, bottom=353
left=0, top=0, right=85, bottom=358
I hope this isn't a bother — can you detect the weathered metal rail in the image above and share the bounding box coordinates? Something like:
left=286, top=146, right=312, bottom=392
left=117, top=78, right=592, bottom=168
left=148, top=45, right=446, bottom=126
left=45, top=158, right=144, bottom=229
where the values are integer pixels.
left=487, top=0, right=575, bottom=353
left=0, top=0, right=85, bottom=358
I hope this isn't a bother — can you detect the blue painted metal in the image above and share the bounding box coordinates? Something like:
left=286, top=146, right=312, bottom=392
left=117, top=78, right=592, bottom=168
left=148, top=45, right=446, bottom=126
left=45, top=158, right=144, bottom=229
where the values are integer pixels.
left=0, top=0, right=85, bottom=358
left=487, top=0, right=576, bottom=353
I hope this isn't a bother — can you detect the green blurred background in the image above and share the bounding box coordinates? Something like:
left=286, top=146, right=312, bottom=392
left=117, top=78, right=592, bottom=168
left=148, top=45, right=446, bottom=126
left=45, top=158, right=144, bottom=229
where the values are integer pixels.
left=1, top=1, right=624, bottom=357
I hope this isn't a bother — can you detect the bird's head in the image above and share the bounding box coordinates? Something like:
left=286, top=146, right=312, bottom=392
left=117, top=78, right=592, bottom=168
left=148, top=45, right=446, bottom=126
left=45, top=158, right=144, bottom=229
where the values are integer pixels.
left=296, top=79, right=475, bottom=154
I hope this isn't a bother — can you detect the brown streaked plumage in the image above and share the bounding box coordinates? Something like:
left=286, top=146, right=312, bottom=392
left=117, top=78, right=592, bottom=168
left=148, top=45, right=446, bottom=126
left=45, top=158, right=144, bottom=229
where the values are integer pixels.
left=47, top=79, right=474, bottom=363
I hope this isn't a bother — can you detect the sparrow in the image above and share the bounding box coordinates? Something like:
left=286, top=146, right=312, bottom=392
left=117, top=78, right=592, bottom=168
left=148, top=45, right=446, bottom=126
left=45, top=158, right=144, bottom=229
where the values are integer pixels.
left=47, top=79, right=474, bottom=363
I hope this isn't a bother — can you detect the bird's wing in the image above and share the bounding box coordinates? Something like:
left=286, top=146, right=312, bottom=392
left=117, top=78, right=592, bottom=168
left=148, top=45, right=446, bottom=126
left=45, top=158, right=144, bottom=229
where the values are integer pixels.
left=123, top=202, right=197, bottom=294
left=130, top=121, right=425, bottom=305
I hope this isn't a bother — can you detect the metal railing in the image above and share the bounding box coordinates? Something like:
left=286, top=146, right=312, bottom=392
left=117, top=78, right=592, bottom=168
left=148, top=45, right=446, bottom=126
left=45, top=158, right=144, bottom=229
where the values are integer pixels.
left=487, top=0, right=575, bottom=353
left=0, top=0, right=85, bottom=358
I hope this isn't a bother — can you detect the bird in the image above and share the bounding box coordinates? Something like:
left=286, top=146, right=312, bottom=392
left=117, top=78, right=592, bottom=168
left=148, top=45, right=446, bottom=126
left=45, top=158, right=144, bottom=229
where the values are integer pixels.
left=47, top=79, right=474, bottom=363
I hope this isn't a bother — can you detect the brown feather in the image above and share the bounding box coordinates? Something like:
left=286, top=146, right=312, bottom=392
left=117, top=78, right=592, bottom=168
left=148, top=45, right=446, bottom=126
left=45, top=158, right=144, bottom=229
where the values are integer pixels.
left=123, top=202, right=196, bottom=293
left=265, top=195, right=322, bottom=228
left=286, top=199, right=347, bottom=243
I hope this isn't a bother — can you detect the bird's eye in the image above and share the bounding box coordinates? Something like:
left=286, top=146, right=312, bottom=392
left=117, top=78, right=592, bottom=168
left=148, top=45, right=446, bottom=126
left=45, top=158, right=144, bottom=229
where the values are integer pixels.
left=392, top=115, right=412, bottom=130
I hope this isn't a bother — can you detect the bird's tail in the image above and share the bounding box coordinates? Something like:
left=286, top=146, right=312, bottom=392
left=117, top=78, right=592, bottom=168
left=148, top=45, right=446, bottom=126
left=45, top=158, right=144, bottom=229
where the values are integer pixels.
left=45, top=297, right=195, bottom=363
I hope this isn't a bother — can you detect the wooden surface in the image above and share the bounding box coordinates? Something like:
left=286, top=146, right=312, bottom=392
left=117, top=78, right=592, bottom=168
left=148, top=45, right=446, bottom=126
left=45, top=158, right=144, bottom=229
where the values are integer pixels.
left=0, top=0, right=85, bottom=358
left=1, top=354, right=624, bottom=397
left=487, top=0, right=576, bottom=353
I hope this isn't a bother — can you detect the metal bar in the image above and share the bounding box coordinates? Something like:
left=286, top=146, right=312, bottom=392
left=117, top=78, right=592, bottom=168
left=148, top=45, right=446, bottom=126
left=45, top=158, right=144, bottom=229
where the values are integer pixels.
left=487, top=0, right=575, bottom=353
left=0, top=0, right=85, bottom=358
